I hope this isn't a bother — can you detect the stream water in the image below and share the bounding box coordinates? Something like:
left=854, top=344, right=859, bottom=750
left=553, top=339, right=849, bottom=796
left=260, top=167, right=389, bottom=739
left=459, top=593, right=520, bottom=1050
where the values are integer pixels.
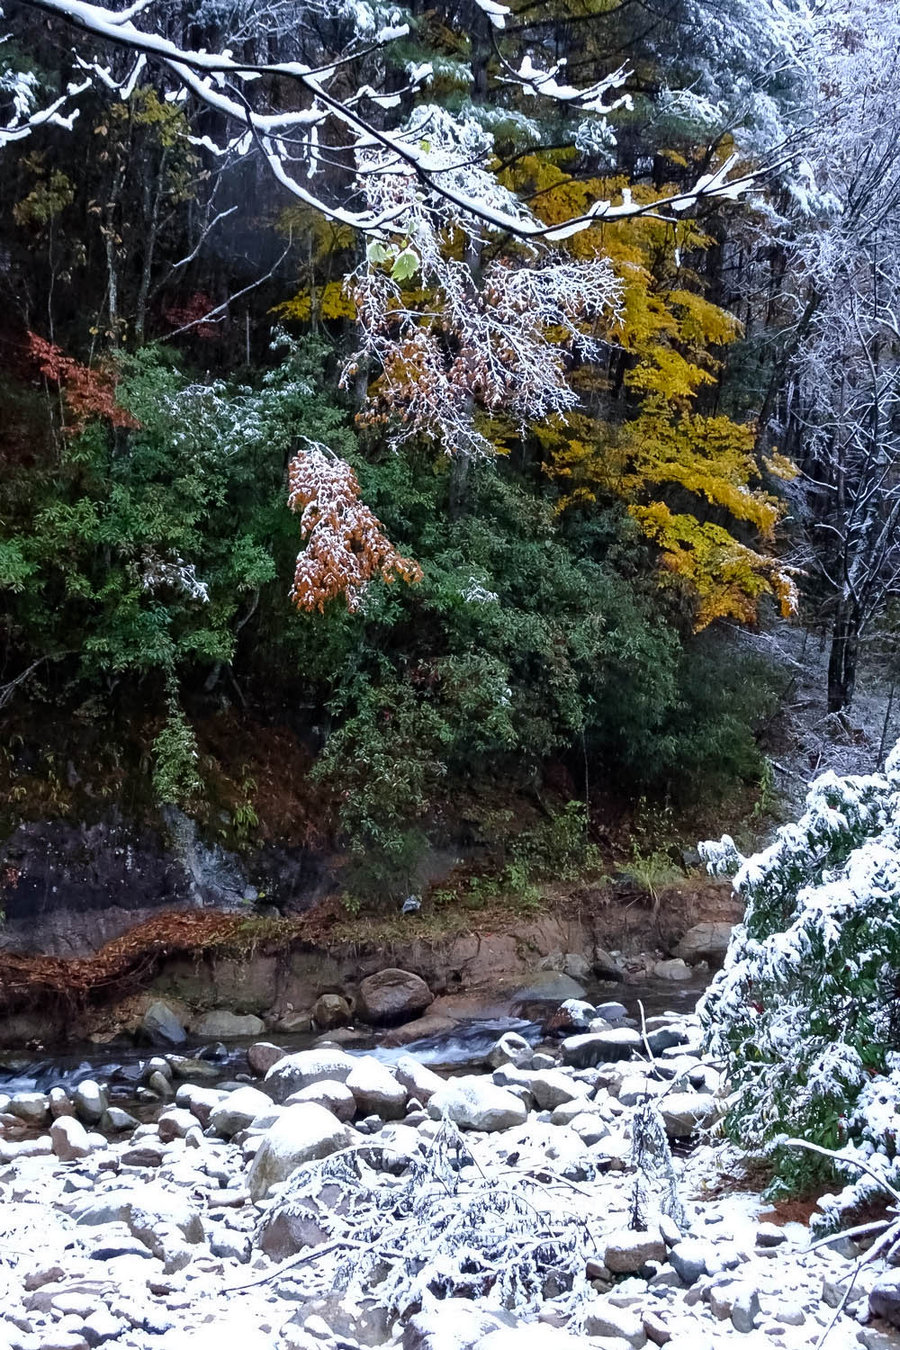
left=0, top=974, right=710, bottom=1104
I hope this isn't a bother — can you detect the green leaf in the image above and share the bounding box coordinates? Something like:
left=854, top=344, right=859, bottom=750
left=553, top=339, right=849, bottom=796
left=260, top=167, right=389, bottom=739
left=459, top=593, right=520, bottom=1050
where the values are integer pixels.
left=366, top=240, right=393, bottom=265
left=390, top=247, right=420, bottom=283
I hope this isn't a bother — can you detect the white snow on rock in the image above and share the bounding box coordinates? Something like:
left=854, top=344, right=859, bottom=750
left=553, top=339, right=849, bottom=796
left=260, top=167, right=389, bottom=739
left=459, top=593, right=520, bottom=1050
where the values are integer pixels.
left=426, top=1077, right=528, bottom=1131
left=247, top=1102, right=351, bottom=1198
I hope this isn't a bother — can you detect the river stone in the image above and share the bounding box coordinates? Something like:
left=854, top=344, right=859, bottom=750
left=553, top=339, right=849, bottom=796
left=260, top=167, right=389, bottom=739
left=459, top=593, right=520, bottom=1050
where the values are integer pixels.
left=595, top=1001, right=628, bottom=1022
left=527, top=1069, right=588, bottom=1110
left=646, top=1026, right=690, bottom=1055
left=513, top=972, right=587, bottom=1003
left=191, top=1010, right=265, bottom=1039
left=394, top=1055, right=445, bottom=1104
left=654, top=959, right=693, bottom=982
left=247, top=1042, right=285, bottom=1076
left=402, top=1302, right=513, bottom=1350
left=870, top=1270, right=900, bottom=1326
left=157, top=1107, right=197, bottom=1141
left=546, top=999, right=596, bottom=1034
left=73, top=1079, right=107, bottom=1125
left=561, top=1028, right=642, bottom=1067
left=265, top=1047, right=356, bottom=1102
left=345, top=1057, right=407, bottom=1120
left=50, top=1116, right=92, bottom=1161
left=488, top=1031, right=533, bottom=1069
left=313, top=993, right=352, bottom=1029
left=357, top=969, right=434, bottom=1026
left=674, top=921, right=735, bottom=967
left=582, top=1301, right=646, bottom=1347
left=247, top=1103, right=351, bottom=1199
left=659, top=1092, right=720, bottom=1138
left=175, top=1083, right=226, bottom=1126
left=287, top=1079, right=356, bottom=1122
left=669, top=1237, right=713, bottom=1285
left=603, top=1227, right=666, bottom=1273
left=209, top=1085, right=272, bottom=1137
left=49, top=1087, right=75, bottom=1119
left=140, top=1000, right=187, bottom=1046
left=103, top=1106, right=139, bottom=1132
left=8, top=1093, right=50, bottom=1126
left=427, top=1077, right=528, bottom=1132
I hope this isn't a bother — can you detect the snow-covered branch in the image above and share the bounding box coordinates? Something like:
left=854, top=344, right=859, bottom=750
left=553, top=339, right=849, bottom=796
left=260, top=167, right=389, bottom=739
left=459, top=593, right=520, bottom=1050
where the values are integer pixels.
left=10, top=0, right=769, bottom=240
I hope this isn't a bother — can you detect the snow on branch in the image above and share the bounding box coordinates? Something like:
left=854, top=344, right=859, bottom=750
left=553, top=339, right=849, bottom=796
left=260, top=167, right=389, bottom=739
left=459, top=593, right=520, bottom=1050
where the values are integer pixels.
left=12, top=0, right=766, bottom=240
left=287, top=441, right=422, bottom=613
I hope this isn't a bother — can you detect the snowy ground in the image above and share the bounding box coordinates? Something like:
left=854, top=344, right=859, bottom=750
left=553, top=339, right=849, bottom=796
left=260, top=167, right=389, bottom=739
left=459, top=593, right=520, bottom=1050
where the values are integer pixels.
left=726, top=619, right=900, bottom=817
left=0, top=999, right=897, bottom=1350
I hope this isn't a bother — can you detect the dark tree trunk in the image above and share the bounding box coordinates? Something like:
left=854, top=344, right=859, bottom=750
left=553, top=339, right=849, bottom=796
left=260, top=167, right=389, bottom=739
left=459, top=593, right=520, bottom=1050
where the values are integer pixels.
left=827, top=601, right=861, bottom=712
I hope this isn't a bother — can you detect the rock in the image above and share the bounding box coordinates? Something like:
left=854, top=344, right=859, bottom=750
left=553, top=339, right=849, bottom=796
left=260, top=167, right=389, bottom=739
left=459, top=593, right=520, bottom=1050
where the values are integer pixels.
left=175, top=1083, right=225, bottom=1126
left=594, top=949, right=625, bottom=981
left=140, top=1000, right=187, bottom=1046
left=8, top=1092, right=50, bottom=1126
left=755, top=1221, right=787, bottom=1247
left=82, top=1308, right=126, bottom=1346
left=345, top=1057, right=407, bottom=1120
left=730, top=1285, right=761, bottom=1332
left=595, top=1001, right=628, bottom=1021
left=668, top=1237, right=712, bottom=1285
left=50, top=1116, right=92, bottom=1161
left=563, top=953, right=592, bottom=980
left=287, top=1079, right=356, bottom=1122
left=473, top=1329, right=595, bottom=1350
left=157, top=1107, right=197, bottom=1141
left=167, top=1054, right=222, bottom=1081
left=546, top=1000, right=596, bottom=1034
left=120, top=1141, right=165, bottom=1166
left=394, top=1055, right=445, bottom=1104
left=265, top=1048, right=356, bottom=1103
left=870, top=1270, right=900, bottom=1326
left=488, top=1032, right=533, bottom=1068
left=103, top=1107, right=138, bottom=1128
left=514, top=972, right=587, bottom=1003
left=248, top=1042, right=285, bottom=1076
left=209, top=1085, right=272, bottom=1137
left=674, top=922, right=735, bottom=967
left=49, top=1087, right=75, bottom=1119
left=642, top=1309, right=673, bottom=1346
left=147, top=1070, right=174, bottom=1099
left=659, top=1093, right=720, bottom=1138
left=582, top=1302, right=647, bottom=1347
left=190, top=1010, right=265, bottom=1038
left=402, top=1302, right=512, bottom=1350
left=527, top=1070, right=588, bottom=1110
left=561, top=1029, right=642, bottom=1067
left=247, top=1103, right=351, bottom=1199
left=72, top=1080, right=107, bottom=1125
left=357, top=969, right=434, bottom=1026
left=654, top=959, right=693, bottom=982
left=427, top=1077, right=528, bottom=1132
left=312, top=994, right=352, bottom=1029
left=603, top=1228, right=667, bottom=1274
left=646, top=1026, right=690, bottom=1055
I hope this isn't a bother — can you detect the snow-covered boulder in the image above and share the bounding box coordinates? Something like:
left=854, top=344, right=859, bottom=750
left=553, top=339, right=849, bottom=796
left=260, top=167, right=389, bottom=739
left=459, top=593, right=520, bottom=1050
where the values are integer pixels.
left=287, top=1078, right=356, bottom=1122
left=427, top=1077, right=527, bottom=1132
left=209, top=1086, right=272, bottom=1137
left=345, top=1056, right=407, bottom=1120
left=247, top=1103, right=350, bottom=1198
left=264, top=1047, right=356, bottom=1102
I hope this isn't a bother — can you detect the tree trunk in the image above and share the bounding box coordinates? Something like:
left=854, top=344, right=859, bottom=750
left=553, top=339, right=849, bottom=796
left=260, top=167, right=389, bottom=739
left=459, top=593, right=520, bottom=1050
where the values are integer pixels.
left=827, top=601, right=861, bottom=712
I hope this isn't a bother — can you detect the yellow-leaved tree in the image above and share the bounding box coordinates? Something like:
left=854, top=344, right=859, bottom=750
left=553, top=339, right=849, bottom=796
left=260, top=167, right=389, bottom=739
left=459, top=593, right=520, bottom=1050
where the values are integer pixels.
left=506, top=154, right=798, bottom=628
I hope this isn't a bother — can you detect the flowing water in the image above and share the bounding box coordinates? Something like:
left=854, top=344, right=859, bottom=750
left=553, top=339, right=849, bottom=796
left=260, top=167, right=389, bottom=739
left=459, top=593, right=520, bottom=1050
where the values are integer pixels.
left=0, top=974, right=710, bottom=1105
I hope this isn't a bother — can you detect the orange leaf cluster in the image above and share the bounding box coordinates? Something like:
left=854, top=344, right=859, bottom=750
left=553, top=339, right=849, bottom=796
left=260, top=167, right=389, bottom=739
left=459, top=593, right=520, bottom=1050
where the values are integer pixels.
left=287, top=443, right=422, bottom=612
left=26, top=331, right=137, bottom=431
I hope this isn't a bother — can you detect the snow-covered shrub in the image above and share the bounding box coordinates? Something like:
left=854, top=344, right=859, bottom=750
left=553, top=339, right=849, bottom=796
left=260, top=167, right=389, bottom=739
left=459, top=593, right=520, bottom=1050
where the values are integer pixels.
left=699, top=742, right=900, bottom=1195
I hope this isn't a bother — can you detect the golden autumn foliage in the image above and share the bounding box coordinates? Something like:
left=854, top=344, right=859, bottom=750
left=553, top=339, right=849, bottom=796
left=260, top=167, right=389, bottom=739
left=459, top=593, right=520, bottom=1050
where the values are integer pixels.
left=505, top=153, right=797, bottom=627
left=287, top=443, right=422, bottom=613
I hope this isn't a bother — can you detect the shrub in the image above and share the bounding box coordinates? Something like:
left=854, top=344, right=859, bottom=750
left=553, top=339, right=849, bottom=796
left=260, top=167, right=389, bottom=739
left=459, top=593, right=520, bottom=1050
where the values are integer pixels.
left=700, top=742, right=900, bottom=1200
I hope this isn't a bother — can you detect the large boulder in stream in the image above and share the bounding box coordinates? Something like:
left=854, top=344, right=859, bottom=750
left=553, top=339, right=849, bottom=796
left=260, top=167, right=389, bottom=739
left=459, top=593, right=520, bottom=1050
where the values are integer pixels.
left=264, top=1047, right=355, bottom=1103
left=357, top=969, right=434, bottom=1026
